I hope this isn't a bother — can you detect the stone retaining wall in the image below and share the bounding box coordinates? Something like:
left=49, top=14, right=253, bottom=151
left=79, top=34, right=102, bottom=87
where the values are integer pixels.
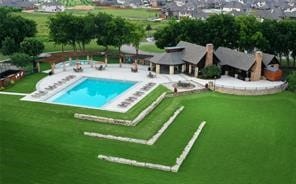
left=213, top=82, right=288, bottom=96
left=165, top=89, right=208, bottom=98
left=74, top=92, right=167, bottom=126
left=97, top=121, right=206, bottom=173
left=84, top=106, right=184, bottom=145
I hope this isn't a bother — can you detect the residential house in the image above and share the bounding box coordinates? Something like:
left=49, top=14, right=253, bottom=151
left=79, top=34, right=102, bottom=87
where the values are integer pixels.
left=39, top=2, right=65, bottom=12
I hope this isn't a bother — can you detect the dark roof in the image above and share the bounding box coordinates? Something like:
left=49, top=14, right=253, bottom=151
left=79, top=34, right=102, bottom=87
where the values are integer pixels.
left=149, top=41, right=209, bottom=65
left=215, top=47, right=255, bottom=71
left=262, top=53, right=277, bottom=66
left=0, top=0, right=34, bottom=8
left=42, top=2, right=63, bottom=6
left=254, top=7, right=285, bottom=20
left=150, top=51, right=184, bottom=65
left=177, top=41, right=207, bottom=64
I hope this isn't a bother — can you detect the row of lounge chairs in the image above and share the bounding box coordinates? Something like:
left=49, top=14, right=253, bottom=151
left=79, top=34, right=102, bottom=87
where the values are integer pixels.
left=95, top=65, right=106, bottom=71
left=31, top=90, right=48, bottom=98
left=140, top=82, right=156, bottom=91
left=118, top=83, right=156, bottom=108
left=31, top=75, right=76, bottom=98
left=73, top=67, right=83, bottom=72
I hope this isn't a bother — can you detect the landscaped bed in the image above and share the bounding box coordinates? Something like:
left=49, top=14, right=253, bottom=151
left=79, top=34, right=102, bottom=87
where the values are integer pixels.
left=1, top=89, right=295, bottom=183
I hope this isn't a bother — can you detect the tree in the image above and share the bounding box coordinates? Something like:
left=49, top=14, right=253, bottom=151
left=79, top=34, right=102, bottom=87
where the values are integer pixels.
left=76, top=14, right=95, bottom=51
left=111, top=17, right=133, bottom=67
left=250, top=32, right=268, bottom=52
left=130, top=24, right=145, bottom=63
left=154, top=20, right=181, bottom=48
left=10, top=53, right=32, bottom=68
left=235, top=15, right=262, bottom=52
left=20, top=38, right=44, bottom=72
left=21, top=38, right=44, bottom=57
left=259, top=19, right=279, bottom=54
left=0, top=9, right=36, bottom=50
left=146, top=24, right=152, bottom=37
left=48, top=13, right=70, bottom=52
left=49, top=13, right=94, bottom=52
left=178, top=18, right=208, bottom=46
left=276, top=20, right=291, bottom=64
left=287, top=71, right=296, bottom=92
left=206, top=14, right=239, bottom=49
left=1, top=37, right=18, bottom=55
left=94, top=13, right=114, bottom=65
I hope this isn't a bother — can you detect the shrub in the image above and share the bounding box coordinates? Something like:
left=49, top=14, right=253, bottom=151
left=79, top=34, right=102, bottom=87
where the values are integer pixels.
left=10, top=53, right=32, bottom=68
left=287, top=71, right=296, bottom=92
left=201, top=65, right=221, bottom=79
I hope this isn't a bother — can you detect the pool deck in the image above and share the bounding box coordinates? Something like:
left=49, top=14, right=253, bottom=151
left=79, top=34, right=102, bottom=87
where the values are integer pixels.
left=21, top=63, right=285, bottom=112
left=22, top=64, right=194, bottom=112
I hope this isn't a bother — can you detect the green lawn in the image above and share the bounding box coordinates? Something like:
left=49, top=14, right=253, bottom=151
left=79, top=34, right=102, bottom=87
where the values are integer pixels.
left=140, top=43, right=164, bottom=53
left=1, top=87, right=295, bottom=183
left=2, top=73, right=47, bottom=93
left=66, top=7, right=159, bottom=20
left=58, top=0, right=92, bottom=6
left=13, top=11, right=166, bottom=53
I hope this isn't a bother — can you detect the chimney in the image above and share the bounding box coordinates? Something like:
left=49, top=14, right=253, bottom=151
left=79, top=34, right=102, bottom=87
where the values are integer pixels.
left=205, top=43, right=214, bottom=67
left=251, top=51, right=263, bottom=81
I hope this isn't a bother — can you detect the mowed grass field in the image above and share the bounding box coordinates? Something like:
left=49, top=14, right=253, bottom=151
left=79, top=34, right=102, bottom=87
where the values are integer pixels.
left=14, top=8, right=166, bottom=53
left=0, top=73, right=295, bottom=184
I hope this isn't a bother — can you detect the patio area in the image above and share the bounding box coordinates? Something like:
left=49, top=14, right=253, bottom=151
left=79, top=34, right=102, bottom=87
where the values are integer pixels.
left=21, top=61, right=287, bottom=112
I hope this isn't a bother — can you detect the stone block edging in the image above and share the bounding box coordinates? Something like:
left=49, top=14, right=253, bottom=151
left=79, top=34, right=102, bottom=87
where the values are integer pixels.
left=74, top=92, right=167, bottom=126
left=84, top=106, right=184, bottom=145
left=213, top=82, right=288, bottom=96
left=97, top=121, right=206, bottom=173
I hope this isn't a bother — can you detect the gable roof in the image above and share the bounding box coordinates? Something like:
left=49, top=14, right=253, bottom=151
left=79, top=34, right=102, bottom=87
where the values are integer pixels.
left=262, top=53, right=277, bottom=66
left=150, top=51, right=184, bottom=65
left=215, top=47, right=255, bottom=71
left=177, top=41, right=207, bottom=64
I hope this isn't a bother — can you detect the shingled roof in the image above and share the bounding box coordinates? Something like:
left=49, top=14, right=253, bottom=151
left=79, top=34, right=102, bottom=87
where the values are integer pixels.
left=149, top=51, right=184, bottom=65
left=177, top=41, right=207, bottom=64
left=262, top=53, right=277, bottom=66
left=215, top=47, right=255, bottom=71
left=216, top=47, right=278, bottom=71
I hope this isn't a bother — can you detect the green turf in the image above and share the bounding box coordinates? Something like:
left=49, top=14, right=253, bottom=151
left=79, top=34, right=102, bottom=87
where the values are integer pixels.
left=12, top=11, right=166, bottom=53
left=1, top=90, right=295, bottom=184
left=58, top=0, right=92, bottom=6
left=2, top=73, right=47, bottom=93
left=139, top=43, right=164, bottom=53
left=66, top=7, right=159, bottom=20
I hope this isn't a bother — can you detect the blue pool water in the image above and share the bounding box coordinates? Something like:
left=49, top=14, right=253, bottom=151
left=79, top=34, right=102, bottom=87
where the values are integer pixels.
left=48, top=78, right=136, bottom=108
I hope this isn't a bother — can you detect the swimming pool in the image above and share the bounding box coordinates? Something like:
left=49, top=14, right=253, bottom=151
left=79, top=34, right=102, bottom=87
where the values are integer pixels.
left=47, top=78, right=136, bottom=109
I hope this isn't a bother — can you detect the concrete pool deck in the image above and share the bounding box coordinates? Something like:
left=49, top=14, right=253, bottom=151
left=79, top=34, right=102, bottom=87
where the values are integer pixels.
left=21, top=63, right=286, bottom=112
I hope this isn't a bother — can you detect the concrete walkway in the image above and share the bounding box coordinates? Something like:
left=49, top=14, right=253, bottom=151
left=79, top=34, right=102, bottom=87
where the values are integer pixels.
left=0, top=91, right=28, bottom=96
